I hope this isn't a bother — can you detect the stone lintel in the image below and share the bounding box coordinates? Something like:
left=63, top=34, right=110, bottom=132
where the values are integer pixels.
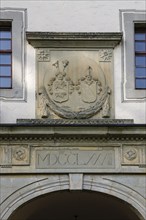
left=16, top=119, right=134, bottom=126
left=26, top=32, right=122, bottom=48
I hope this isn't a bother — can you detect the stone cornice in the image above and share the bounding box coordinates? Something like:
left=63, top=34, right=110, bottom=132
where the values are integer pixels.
left=0, top=135, right=146, bottom=143
left=26, top=32, right=122, bottom=48
left=0, top=121, right=146, bottom=142
left=26, top=32, right=122, bottom=40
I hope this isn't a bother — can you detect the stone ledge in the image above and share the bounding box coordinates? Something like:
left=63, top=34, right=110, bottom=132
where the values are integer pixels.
left=26, top=32, right=122, bottom=40
left=17, top=119, right=134, bottom=126
left=26, top=32, right=122, bottom=48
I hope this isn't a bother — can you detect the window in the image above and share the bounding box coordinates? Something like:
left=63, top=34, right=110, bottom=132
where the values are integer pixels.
left=0, top=24, right=12, bottom=88
left=135, top=24, right=146, bottom=89
left=0, top=9, right=26, bottom=100
left=121, top=11, right=146, bottom=100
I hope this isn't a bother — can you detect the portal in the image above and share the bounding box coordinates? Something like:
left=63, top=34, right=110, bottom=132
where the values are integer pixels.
left=8, top=190, right=141, bottom=220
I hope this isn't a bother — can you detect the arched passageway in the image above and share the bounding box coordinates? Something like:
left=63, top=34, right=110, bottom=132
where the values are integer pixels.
left=9, top=190, right=141, bottom=220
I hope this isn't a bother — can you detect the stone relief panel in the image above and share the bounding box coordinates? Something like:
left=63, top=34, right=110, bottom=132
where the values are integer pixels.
left=99, top=49, right=113, bottom=62
left=36, top=50, right=114, bottom=119
left=0, top=145, right=30, bottom=167
left=121, top=144, right=146, bottom=167
left=37, top=48, right=50, bottom=62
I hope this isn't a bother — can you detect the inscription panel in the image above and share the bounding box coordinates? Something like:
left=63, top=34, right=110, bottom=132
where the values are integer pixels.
left=0, top=144, right=146, bottom=173
left=36, top=147, right=115, bottom=170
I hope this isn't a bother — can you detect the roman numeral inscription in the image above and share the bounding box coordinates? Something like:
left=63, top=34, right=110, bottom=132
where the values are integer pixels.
left=36, top=147, right=115, bottom=169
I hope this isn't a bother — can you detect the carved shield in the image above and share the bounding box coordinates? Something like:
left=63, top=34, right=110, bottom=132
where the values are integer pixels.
left=52, top=79, right=69, bottom=103
left=81, top=80, right=97, bottom=103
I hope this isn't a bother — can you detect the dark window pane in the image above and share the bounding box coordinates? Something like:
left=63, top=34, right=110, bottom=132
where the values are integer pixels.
left=136, top=67, right=146, bottom=78
left=0, top=40, right=11, bottom=50
left=0, top=77, right=11, bottom=88
left=135, top=42, right=146, bottom=52
left=136, top=56, right=146, bottom=67
left=0, top=31, right=11, bottom=39
left=0, top=54, right=11, bottom=64
left=0, top=27, right=12, bottom=89
left=136, top=79, right=146, bottom=89
left=0, top=66, right=11, bottom=76
left=135, top=33, right=146, bottom=40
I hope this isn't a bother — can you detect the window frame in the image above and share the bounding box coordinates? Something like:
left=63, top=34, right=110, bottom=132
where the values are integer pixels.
left=134, top=25, right=146, bottom=89
left=0, top=9, right=26, bottom=100
left=0, top=25, right=12, bottom=89
left=121, top=10, right=146, bottom=100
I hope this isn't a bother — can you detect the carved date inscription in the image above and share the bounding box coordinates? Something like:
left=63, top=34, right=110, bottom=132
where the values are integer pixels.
left=36, top=147, right=115, bottom=169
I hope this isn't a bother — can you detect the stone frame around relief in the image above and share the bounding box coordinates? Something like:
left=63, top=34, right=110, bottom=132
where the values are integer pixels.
left=26, top=32, right=122, bottom=119
left=121, top=144, right=146, bottom=167
left=0, top=144, right=30, bottom=166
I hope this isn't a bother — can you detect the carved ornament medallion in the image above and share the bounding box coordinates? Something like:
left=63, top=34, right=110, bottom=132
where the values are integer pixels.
left=38, top=53, right=111, bottom=119
left=13, top=147, right=27, bottom=161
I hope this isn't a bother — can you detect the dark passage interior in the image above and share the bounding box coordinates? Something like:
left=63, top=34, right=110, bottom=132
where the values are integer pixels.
left=9, top=190, right=141, bottom=220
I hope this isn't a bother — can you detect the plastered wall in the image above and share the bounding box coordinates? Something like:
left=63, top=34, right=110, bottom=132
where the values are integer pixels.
left=0, top=0, right=146, bottom=123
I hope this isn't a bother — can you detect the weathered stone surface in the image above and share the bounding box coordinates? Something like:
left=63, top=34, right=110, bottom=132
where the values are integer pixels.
left=0, top=144, right=30, bottom=167
left=26, top=32, right=122, bottom=48
left=0, top=144, right=145, bottom=173
left=0, top=123, right=145, bottom=220
left=35, top=147, right=115, bottom=170
left=0, top=174, right=145, bottom=220
left=17, top=118, right=134, bottom=125
left=69, top=174, right=83, bottom=190
left=36, top=49, right=113, bottom=119
left=30, top=33, right=118, bottom=120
